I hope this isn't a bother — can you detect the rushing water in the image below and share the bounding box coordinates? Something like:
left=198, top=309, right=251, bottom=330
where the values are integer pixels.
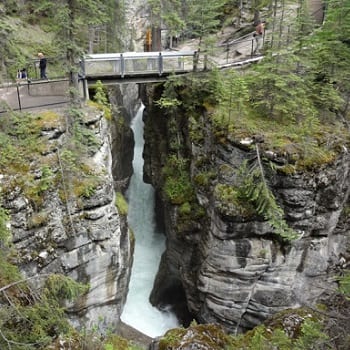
left=120, top=105, right=179, bottom=338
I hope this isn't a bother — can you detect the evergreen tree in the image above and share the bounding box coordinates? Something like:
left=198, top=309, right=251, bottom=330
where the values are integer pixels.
left=185, top=0, right=228, bottom=69
left=0, top=18, right=12, bottom=79
left=105, top=0, right=128, bottom=52
left=28, top=0, right=110, bottom=105
left=306, top=0, right=350, bottom=119
left=59, top=0, right=109, bottom=98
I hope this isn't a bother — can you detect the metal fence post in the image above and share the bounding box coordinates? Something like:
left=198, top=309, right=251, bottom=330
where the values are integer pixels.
left=16, top=84, right=22, bottom=111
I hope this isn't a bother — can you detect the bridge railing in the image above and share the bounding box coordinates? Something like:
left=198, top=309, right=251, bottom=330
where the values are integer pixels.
left=82, top=51, right=196, bottom=79
left=0, top=79, right=70, bottom=114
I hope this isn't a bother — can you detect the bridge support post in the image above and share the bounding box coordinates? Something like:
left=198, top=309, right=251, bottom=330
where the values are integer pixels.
left=81, top=78, right=89, bottom=100
left=158, top=52, right=163, bottom=76
left=121, top=53, right=125, bottom=78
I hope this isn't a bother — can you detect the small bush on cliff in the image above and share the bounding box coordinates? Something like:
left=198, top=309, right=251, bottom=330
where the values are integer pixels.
left=115, top=192, right=128, bottom=216
left=157, top=309, right=332, bottom=350
left=90, top=80, right=112, bottom=121
left=338, top=272, right=350, bottom=298
left=0, top=202, right=11, bottom=246
left=162, top=155, right=195, bottom=205
left=103, top=335, right=143, bottom=350
left=0, top=202, right=21, bottom=287
left=159, top=323, right=232, bottom=350
left=0, top=271, right=88, bottom=349
left=238, top=150, right=298, bottom=242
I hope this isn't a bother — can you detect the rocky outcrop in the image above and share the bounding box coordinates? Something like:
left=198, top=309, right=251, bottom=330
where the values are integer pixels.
left=142, top=84, right=350, bottom=334
left=108, top=83, right=141, bottom=191
left=2, top=106, right=133, bottom=332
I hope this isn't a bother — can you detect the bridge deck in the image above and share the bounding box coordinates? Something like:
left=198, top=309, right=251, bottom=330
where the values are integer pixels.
left=83, top=51, right=196, bottom=81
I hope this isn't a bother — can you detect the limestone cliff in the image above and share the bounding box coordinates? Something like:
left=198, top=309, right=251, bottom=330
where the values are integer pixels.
left=141, top=84, right=350, bottom=334
left=1, top=104, right=133, bottom=332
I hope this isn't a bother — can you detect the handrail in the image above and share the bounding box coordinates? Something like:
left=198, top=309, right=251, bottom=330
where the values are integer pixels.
left=83, top=51, right=197, bottom=79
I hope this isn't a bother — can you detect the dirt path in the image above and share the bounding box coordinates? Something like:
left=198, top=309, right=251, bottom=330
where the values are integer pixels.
left=308, top=0, right=325, bottom=24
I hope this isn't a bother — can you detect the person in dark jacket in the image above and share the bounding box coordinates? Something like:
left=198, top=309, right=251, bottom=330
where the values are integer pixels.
left=38, top=52, right=47, bottom=79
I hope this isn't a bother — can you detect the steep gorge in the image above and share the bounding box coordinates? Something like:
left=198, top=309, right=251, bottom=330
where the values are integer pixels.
left=141, top=82, right=350, bottom=334
left=2, top=84, right=141, bottom=332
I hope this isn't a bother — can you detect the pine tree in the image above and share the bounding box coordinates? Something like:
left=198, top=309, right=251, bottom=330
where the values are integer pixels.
left=306, top=0, right=350, bottom=119
left=185, top=0, right=228, bottom=69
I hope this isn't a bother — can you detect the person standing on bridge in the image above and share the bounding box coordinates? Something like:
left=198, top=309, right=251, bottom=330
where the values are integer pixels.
left=253, top=20, right=265, bottom=55
left=38, top=52, right=47, bottom=79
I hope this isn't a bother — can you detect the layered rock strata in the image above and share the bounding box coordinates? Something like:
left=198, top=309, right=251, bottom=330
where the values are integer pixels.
left=3, top=106, right=133, bottom=332
left=142, top=84, right=350, bottom=333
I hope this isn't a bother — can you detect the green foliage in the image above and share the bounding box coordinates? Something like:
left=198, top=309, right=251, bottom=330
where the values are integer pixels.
left=0, top=272, right=88, bottom=349
left=149, top=0, right=185, bottom=40
left=270, top=328, right=293, bottom=349
left=115, top=192, right=128, bottom=216
left=248, top=326, right=269, bottom=350
left=227, top=309, right=330, bottom=350
left=0, top=202, right=10, bottom=246
left=0, top=251, right=21, bottom=287
left=305, top=0, right=350, bottom=119
left=73, top=122, right=101, bottom=155
left=246, top=53, right=317, bottom=122
left=218, top=69, right=250, bottom=123
left=0, top=106, right=103, bottom=210
left=44, top=274, right=89, bottom=302
left=194, top=170, right=216, bottom=188
left=93, top=80, right=112, bottom=120
left=293, top=319, right=329, bottom=349
left=162, top=155, right=195, bottom=205
left=179, top=202, right=191, bottom=215
left=23, top=165, right=54, bottom=208
left=185, top=0, right=227, bottom=44
left=156, top=75, right=184, bottom=113
left=239, top=147, right=298, bottom=241
left=156, top=96, right=182, bottom=110
left=0, top=111, right=59, bottom=207
left=159, top=323, right=232, bottom=350
left=102, top=334, right=143, bottom=350
left=214, top=183, right=254, bottom=217
left=338, top=272, right=350, bottom=298
left=0, top=199, right=20, bottom=288
left=94, top=80, right=109, bottom=106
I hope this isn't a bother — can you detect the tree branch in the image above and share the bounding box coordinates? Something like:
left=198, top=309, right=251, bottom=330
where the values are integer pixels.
left=0, top=274, right=50, bottom=294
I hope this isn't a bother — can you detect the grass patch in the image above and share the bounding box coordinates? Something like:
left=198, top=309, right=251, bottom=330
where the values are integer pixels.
left=212, top=103, right=345, bottom=171
left=0, top=108, right=103, bottom=211
left=115, top=192, right=128, bottom=216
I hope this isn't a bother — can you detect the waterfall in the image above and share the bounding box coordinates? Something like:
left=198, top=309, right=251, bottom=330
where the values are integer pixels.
left=121, top=105, right=179, bottom=337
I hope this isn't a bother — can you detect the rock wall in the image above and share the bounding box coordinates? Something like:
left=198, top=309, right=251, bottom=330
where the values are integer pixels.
left=108, top=83, right=141, bottom=191
left=141, top=84, right=350, bottom=334
left=3, top=105, right=134, bottom=332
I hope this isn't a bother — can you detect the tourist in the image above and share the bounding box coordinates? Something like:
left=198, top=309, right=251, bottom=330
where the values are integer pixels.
left=253, top=20, right=265, bottom=55
left=38, top=52, right=47, bottom=79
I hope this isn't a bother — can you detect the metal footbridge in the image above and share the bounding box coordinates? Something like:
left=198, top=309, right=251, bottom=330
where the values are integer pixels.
left=81, top=50, right=264, bottom=85
left=82, top=51, right=198, bottom=84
